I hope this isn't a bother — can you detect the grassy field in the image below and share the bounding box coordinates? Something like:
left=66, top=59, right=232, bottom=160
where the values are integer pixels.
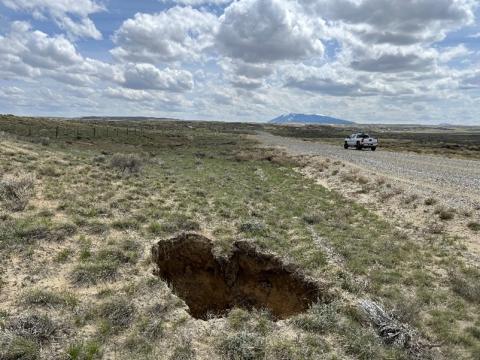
left=264, top=123, right=480, bottom=159
left=0, top=115, right=479, bottom=359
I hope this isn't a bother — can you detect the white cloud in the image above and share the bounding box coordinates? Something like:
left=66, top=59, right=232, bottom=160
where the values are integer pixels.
left=111, top=7, right=218, bottom=63
left=121, top=63, right=194, bottom=91
left=305, top=0, right=476, bottom=45
left=217, top=0, right=325, bottom=63
left=301, top=0, right=478, bottom=77
left=438, top=44, right=471, bottom=63
left=161, top=0, right=232, bottom=5
left=0, top=21, right=82, bottom=78
left=1, top=0, right=104, bottom=40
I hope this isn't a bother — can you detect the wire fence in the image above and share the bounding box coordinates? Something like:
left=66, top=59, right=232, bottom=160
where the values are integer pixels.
left=0, top=120, right=148, bottom=142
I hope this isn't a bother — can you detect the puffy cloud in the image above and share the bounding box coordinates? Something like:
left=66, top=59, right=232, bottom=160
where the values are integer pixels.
left=438, top=44, right=472, bottom=63
left=282, top=63, right=383, bottom=96
left=299, top=0, right=478, bottom=76
left=0, top=21, right=82, bottom=79
left=219, top=59, right=274, bottom=89
left=104, top=87, right=156, bottom=102
left=347, top=45, right=438, bottom=73
left=0, top=0, right=104, bottom=40
left=111, top=7, right=218, bottom=63
left=161, top=0, right=232, bottom=5
left=121, top=63, right=194, bottom=91
left=217, top=0, right=325, bottom=63
left=305, top=0, right=476, bottom=45
left=104, top=87, right=191, bottom=112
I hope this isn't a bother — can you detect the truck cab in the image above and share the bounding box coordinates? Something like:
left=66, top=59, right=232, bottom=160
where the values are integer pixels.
left=344, top=133, right=378, bottom=151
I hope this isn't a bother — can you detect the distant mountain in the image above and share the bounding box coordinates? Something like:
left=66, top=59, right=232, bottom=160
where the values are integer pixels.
left=270, top=113, right=355, bottom=125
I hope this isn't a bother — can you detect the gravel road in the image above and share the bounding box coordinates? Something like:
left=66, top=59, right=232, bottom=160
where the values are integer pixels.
left=255, top=132, right=480, bottom=210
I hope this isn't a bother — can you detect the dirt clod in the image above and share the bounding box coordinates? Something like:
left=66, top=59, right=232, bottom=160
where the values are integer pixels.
left=151, top=233, right=326, bottom=320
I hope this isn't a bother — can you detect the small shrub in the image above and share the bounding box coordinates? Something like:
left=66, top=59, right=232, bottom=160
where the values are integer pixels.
left=424, top=197, right=437, bottom=206
left=22, top=289, right=78, bottom=308
left=110, top=154, right=143, bottom=173
left=84, top=220, right=109, bottom=235
left=139, top=317, right=164, bottom=340
left=111, top=217, right=140, bottom=231
left=450, top=270, right=480, bottom=303
left=217, top=331, right=265, bottom=360
left=290, top=302, right=338, bottom=333
left=434, top=206, right=455, bottom=221
left=147, top=221, right=162, bottom=234
left=51, top=222, right=77, bottom=241
left=342, top=326, right=383, bottom=360
left=5, top=314, right=57, bottom=343
left=160, top=215, right=200, bottom=233
left=302, top=213, right=323, bottom=225
left=92, top=155, right=106, bottom=164
left=70, top=261, right=119, bottom=285
left=55, top=248, right=73, bottom=263
left=97, top=298, right=135, bottom=332
left=123, top=335, right=152, bottom=355
left=0, top=332, right=40, bottom=360
left=403, top=194, right=418, bottom=205
left=238, top=220, right=266, bottom=236
left=67, top=340, right=102, bottom=360
left=426, top=222, right=444, bottom=235
left=170, top=337, right=195, bottom=360
left=96, top=241, right=140, bottom=265
left=38, top=165, right=60, bottom=177
left=0, top=173, right=35, bottom=211
left=467, top=222, right=480, bottom=232
left=39, top=137, right=50, bottom=146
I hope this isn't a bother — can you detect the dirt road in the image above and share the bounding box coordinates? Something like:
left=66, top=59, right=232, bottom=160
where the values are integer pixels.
left=255, top=132, right=480, bottom=210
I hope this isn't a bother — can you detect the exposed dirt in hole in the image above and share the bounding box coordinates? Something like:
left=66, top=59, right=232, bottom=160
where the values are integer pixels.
left=151, top=233, right=327, bottom=320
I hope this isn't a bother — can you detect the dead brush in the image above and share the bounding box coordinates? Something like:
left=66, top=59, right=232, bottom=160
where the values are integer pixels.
left=0, top=173, right=35, bottom=211
left=4, top=313, right=58, bottom=343
left=340, top=171, right=369, bottom=185
left=110, top=153, right=143, bottom=174
left=434, top=206, right=455, bottom=221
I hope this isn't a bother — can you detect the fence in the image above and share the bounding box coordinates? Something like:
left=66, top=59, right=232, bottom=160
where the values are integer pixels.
left=0, top=120, right=150, bottom=142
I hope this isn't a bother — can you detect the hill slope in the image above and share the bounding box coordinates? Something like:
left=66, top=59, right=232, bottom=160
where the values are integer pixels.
left=270, top=113, right=355, bottom=125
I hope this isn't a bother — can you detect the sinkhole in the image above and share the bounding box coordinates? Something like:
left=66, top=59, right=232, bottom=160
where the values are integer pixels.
left=151, top=233, right=326, bottom=320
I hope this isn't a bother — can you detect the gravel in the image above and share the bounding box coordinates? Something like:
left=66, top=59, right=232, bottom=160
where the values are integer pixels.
left=255, top=132, right=480, bottom=210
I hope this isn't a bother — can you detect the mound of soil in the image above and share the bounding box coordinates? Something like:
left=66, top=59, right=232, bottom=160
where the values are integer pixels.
left=151, top=233, right=326, bottom=319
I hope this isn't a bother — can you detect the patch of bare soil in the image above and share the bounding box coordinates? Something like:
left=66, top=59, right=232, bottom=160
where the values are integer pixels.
left=151, top=233, right=327, bottom=320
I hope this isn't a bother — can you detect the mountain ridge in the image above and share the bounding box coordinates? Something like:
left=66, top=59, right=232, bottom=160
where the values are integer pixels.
left=270, top=113, right=355, bottom=125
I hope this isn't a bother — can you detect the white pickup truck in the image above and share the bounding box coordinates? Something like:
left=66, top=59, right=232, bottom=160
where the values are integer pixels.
left=344, top=133, right=378, bottom=151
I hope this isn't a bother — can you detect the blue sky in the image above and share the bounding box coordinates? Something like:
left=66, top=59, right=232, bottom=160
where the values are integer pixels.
left=0, top=0, right=479, bottom=124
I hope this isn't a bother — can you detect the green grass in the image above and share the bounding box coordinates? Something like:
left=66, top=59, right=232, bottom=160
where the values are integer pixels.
left=22, top=289, right=78, bottom=308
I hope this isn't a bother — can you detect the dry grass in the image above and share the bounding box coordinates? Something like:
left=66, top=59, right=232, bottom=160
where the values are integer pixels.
left=0, top=173, right=35, bottom=211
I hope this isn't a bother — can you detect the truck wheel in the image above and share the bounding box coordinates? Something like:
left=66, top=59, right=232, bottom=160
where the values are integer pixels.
left=344, top=142, right=348, bottom=149
left=371, top=146, right=377, bottom=151
left=356, top=142, right=363, bottom=150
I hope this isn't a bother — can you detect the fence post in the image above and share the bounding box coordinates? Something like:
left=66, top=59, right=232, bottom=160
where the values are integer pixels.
left=55, top=126, right=59, bottom=138
left=93, top=127, right=96, bottom=137
left=28, top=127, right=31, bottom=137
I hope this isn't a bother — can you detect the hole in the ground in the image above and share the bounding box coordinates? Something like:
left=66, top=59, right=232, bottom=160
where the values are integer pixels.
left=151, top=233, right=327, bottom=320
